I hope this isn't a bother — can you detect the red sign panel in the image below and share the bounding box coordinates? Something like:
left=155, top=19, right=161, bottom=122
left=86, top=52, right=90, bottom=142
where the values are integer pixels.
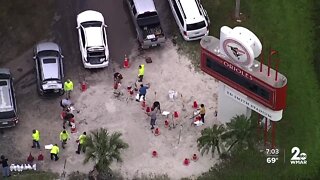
left=200, top=47, right=287, bottom=111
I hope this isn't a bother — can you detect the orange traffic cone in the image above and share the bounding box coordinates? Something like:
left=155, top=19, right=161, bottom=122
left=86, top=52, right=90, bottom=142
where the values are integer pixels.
left=154, top=128, right=160, bottom=136
left=27, top=152, right=34, bottom=163
left=123, top=55, right=129, bottom=68
left=141, top=101, right=146, bottom=109
left=174, top=111, right=179, bottom=118
left=81, top=81, right=87, bottom=92
left=183, top=158, right=190, bottom=166
left=193, top=101, right=198, bottom=109
left=38, top=151, right=44, bottom=161
left=192, top=154, right=198, bottom=161
left=152, top=150, right=158, bottom=158
left=164, top=120, right=169, bottom=128
left=70, top=118, right=77, bottom=133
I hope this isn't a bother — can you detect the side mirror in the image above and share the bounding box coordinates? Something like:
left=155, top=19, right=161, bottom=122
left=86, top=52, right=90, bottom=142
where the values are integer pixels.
left=33, top=56, right=36, bottom=60
left=103, top=24, right=108, bottom=28
left=76, top=26, right=80, bottom=29
left=61, top=55, right=64, bottom=58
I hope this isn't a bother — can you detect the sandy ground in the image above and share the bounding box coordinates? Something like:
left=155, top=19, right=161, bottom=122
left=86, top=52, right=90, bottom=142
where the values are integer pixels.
left=34, top=41, right=219, bottom=179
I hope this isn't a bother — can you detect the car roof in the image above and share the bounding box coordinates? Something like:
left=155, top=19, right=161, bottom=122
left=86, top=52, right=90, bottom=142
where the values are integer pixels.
left=85, top=27, right=104, bottom=47
left=77, top=10, right=104, bottom=24
left=40, top=57, right=60, bottom=80
left=0, top=79, right=14, bottom=112
left=178, top=0, right=204, bottom=24
left=36, top=42, right=60, bottom=53
left=133, top=0, right=157, bottom=15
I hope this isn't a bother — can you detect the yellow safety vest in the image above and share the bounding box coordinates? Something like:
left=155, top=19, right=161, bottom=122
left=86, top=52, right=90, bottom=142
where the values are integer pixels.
left=79, top=134, right=86, bottom=144
left=50, top=145, right=59, bottom=154
left=64, top=81, right=74, bottom=91
left=32, top=130, right=40, bottom=141
left=60, top=131, right=69, bottom=141
left=138, top=64, right=145, bottom=76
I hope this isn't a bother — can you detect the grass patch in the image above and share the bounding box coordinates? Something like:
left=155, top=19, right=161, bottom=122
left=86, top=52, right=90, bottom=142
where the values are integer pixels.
left=10, top=171, right=58, bottom=180
left=174, top=0, right=320, bottom=179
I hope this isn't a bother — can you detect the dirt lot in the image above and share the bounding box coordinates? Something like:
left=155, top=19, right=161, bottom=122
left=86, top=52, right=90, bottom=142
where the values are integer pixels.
left=0, top=1, right=221, bottom=179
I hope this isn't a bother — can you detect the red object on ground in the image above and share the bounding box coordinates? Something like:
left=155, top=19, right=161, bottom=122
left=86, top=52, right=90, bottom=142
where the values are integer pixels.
left=154, top=128, right=160, bottom=136
left=164, top=120, right=169, bottom=128
left=152, top=150, right=158, bottom=157
left=174, top=111, right=179, bottom=118
left=192, top=154, right=198, bottom=161
left=60, top=111, right=66, bottom=120
left=129, top=90, right=134, bottom=95
left=70, top=118, right=77, bottom=133
left=146, top=107, right=151, bottom=113
left=27, top=152, right=34, bottom=163
left=38, top=151, right=44, bottom=161
left=183, top=158, right=190, bottom=166
left=193, top=101, right=198, bottom=109
left=81, top=81, right=87, bottom=92
left=123, top=56, right=129, bottom=68
left=141, top=101, right=146, bottom=109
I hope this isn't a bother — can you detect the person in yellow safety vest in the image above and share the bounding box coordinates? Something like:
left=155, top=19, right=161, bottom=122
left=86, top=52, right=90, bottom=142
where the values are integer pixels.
left=50, top=144, right=60, bottom=161
left=64, top=79, right=74, bottom=99
left=60, top=130, right=70, bottom=149
left=138, top=64, right=145, bottom=82
left=31, top=129, right=40, bottom=149
left=76, top=132, right=87, bottom=154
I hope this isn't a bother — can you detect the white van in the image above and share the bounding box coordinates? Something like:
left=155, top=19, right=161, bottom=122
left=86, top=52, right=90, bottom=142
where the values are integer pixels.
left=168, top=0, right=210, bottom=41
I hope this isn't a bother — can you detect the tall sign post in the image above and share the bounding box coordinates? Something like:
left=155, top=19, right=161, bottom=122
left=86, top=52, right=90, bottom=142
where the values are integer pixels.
left=200, top=26, right=287, bottom=148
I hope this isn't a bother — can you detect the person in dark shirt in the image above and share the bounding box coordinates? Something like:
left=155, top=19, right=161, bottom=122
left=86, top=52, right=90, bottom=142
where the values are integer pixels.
left=0, top=155, right=10, bottom=177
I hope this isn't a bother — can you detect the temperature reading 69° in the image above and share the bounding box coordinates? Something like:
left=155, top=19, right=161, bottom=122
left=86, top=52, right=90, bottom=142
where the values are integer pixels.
left=267, top=157, right=278, bottom=164
left=265, top=148, right=280, bottom=164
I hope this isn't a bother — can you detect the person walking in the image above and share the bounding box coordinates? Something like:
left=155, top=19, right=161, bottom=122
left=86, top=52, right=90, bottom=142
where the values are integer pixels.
left=31, top=129, right=40, bottom=149
left=60, top=129, right=70, bottom=149
left=63, top=109, right=74, bottom=129
left=64, top=79, right=74, bottom=99
left=148, top=108, right=158, bottom=130
left=0, top=155, right=10, bottom=178
left=137, top=84, right=149, bottom=102
left=199, top=104, right=206, bottom=124
left=50, top=144, right=60, bottom=161
left=76, top=132, right=87, bottom=154
left=152, top=101, right=161, bottom=113
left=138, top=64, right=145, bottom=82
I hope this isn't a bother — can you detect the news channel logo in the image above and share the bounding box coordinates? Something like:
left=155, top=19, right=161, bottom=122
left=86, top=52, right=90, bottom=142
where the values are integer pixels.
left=290, top=147, right=307, bottom=165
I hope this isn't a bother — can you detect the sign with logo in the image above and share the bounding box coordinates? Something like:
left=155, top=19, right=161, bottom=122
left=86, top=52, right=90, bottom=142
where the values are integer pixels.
left=224, top=86, right=283, bottom=121
left=222, top=37, right=254, bottom=67
left=290, top=147, right=307, bottom=165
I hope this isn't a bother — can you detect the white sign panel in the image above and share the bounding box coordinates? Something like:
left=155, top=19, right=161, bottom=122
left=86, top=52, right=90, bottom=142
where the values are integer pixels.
left=224, top=86, right=283, bottom=121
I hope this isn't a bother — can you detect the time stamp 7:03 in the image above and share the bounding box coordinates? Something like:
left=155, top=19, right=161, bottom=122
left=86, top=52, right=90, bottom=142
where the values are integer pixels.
left=265, top=147, right=307, bottom=165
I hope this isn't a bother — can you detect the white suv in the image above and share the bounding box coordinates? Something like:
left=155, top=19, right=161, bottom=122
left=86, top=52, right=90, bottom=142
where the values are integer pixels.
left=77, top=10, right=109, bottom=68
left=168, top=0, right=210, bottom=41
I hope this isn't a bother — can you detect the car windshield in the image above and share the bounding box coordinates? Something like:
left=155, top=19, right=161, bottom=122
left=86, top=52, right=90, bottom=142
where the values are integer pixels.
left=87, top=49, right=105, bottom=57
left=186, top=21, right=206, bottom=31
left=0, top=110, right=15, bottom=119
left=81, top=21, right=102, bottom=28
left=37, top=50, right=59, bottom=57
left=137, top=12, right=160, bottom=27
left=43, top=78, right=60, bottom=82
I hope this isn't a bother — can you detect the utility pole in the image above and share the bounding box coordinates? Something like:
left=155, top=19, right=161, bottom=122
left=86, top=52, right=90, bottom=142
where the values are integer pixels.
left=235, top=0, right=241, bottom=22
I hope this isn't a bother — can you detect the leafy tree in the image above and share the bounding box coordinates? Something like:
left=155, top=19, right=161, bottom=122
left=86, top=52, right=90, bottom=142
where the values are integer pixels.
left=221, top=114, right=256, bottom=152
left=197, top=124, right=225, bottom=157
left=84, top=128, right=129, bottom=178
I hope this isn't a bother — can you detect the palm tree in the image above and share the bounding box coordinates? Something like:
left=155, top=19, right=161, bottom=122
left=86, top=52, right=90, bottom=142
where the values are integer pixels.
left=221, top=114, right=256, bottom=153
left=197, top=124, right=225, bottom=157
left=84, top=128, right=129, bottom=178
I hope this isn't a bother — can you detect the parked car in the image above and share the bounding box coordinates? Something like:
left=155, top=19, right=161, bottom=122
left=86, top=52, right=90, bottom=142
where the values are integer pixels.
left=126, top=0, right=165, bottom=49
left=33, top=42, right=64, bottom=96
left=168, top=0, right=210, bottom=41
left=77, top=10, right=109, bottom=68
left=0, top=68, right=19, bottom=128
